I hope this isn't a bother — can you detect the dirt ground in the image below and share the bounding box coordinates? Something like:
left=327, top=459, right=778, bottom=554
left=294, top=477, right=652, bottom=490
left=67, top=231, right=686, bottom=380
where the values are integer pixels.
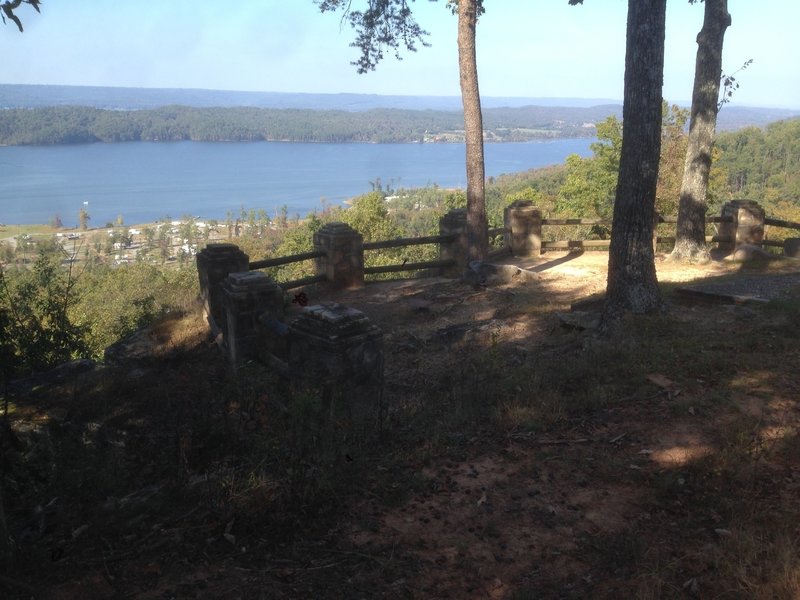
left=315, top=252, right=800, bottom=599
left=5, top=251, right=800, bottom=599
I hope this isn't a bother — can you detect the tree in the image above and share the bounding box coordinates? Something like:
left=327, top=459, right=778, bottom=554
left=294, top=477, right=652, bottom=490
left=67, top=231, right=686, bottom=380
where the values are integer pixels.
left=317, top=0, right=489, bottom=263
left=78, top=207, right=91, bottom=231
left=602, top=0, right=667, bottom=321
left=657, top=103, right=690, bottom=217
left=558, top=104, right=687, bottom=221
left=671, top=0, right=731, bottom=261
left=0, top=254, right=89, bottom=375
left=456, top=0, right=488, bottom=262
left=557, top=116, right=622, bottom=219
left=1, top=0, right=40, bottom=32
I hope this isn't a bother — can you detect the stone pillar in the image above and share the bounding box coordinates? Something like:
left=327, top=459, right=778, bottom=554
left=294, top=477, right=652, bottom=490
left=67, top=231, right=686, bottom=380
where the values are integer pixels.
left=718, top=200, right=765, bottom=254
left=221, top=271, right=286, bottom=366
left=313, top=222, right=364, bottom=290
left=439, top=208, right=468, bottom=277
left=289, top=302, right=384, bottom=432
left=503, top=200, right=542, bottom=257
left=196, top=243, right=249, bottom=336
left=784, top=238, right=800, bottom=258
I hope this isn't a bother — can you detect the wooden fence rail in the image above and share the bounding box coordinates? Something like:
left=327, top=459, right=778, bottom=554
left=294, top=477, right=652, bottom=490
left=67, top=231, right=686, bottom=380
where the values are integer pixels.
left=280, top=274, right=327, bottom=290
left=363, top=234, right=455, bottom=251
left=249, top=249, right=326, bottom=271
left=364, top=259, right=455, bottom=276
left=765, top=217, right=800, bottom=230
left=198, top=200, right=799, bottom=317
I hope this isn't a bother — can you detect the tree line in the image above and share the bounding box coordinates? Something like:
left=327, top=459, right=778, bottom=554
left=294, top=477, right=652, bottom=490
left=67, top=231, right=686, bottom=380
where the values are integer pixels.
left=714, top=117, right=800, bottom=204
left=0, top=104, right=607, bottom=146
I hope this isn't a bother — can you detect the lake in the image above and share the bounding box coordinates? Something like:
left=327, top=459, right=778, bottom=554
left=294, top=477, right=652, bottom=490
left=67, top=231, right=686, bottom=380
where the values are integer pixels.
left=0, top=139, right=593, bottom=227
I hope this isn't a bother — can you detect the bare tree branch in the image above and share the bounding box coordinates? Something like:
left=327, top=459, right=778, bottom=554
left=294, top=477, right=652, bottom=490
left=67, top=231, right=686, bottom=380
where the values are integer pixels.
left=1, top=0, right=40, bottom=32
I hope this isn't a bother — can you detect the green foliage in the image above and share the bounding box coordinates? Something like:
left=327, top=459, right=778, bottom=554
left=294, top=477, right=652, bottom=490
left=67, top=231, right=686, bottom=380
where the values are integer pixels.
left=71, top=264, right=199, bottom=357
left=341, top=191, right=410, bottom=278
left=557, top=116, right=622, bottom=219
left=341, top=191, right=398, bottom=241
left=386, top=185, right=450, bottom=237
left=656, top=104, right=690, bottom=216
left=0, top=255, right=89, bottom=378
left=78, top=207, right=90, bottom=231
left=714, top=118, right=800, bottom=206
left=317, top=0, right=431, bottom=75
left=555, top=104, right=711, bottom=220
left=270, top=213, right=327, bottom=282
left=491, top=187, right=545, bottom=228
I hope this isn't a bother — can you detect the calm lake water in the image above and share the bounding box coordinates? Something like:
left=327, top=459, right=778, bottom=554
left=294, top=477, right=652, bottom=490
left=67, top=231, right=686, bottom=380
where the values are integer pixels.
left=0, top=139, right=593, bottom=227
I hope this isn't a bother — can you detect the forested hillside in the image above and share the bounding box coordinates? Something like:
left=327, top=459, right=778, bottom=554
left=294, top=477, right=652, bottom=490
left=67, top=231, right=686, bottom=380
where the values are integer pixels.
left=0, top=105, right=611, bottom=145
left=715, top=118, right=800, bottom=204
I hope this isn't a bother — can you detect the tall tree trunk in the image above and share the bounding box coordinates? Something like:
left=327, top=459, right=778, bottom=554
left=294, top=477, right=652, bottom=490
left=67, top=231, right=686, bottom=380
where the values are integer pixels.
left=603, top=0, right=666, bottom=323
left=672, top=0, right=731, bottom=261
left=457, top=0, right=488, bottom=263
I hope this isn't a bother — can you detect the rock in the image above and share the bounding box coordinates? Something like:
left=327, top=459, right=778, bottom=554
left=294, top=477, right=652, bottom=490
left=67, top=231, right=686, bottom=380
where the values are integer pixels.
left=462, top=261, right=539, bottom=286
left=9, top=358, right=97, bottom=395
left=436, top=319, right=501, bottom=346
left=728, top=244, right=775, bottom=262
left=104, top=328, right=160, bottom=363
left=556, top=311, right=600, bottom=331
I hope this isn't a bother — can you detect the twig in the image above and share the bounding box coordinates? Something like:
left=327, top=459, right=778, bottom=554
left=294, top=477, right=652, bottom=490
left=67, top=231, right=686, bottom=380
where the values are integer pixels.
left=297, top=560, right=346, bottom=572
left=609, top=432, right=628, bottom=444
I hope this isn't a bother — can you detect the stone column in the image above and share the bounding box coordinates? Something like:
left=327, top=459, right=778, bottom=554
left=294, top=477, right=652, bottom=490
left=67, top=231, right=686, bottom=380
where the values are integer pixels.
left=289, top=302, right=384, bottom=432
left=196, top=243, right=249, bottom=336
left=221, top=271, right=286, bottom=366
left=439, top=208, right=468, bottom=277
left=784, top=238, right=800, bottom=258
left=718, top=200, right=765, bottom=254
left=503, top=200, right=542, bottom=257
left=313, top=222, right=364, bottom=290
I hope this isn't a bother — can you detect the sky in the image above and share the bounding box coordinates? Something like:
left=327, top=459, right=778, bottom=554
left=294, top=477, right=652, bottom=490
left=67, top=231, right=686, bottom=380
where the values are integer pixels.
left=1, top=1, right=798, bottom=109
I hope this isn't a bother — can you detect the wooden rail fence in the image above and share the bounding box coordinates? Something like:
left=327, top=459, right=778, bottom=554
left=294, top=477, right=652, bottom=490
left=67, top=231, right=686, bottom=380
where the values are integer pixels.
left=198, top=199, right=800, bottom=307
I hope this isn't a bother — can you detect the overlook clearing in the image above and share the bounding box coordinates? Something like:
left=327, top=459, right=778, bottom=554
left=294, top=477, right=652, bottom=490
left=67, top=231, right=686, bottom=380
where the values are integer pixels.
left=3, top=224, right=800, bottom=597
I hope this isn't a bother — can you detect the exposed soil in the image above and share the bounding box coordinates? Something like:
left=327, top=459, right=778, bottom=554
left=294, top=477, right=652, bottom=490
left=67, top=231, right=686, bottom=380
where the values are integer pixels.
left=3, top=251, right=800, bottom=599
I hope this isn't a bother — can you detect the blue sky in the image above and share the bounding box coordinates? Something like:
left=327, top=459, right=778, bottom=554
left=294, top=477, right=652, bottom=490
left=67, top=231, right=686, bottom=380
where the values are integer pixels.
left=1, top=1, right=798, bottom=108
